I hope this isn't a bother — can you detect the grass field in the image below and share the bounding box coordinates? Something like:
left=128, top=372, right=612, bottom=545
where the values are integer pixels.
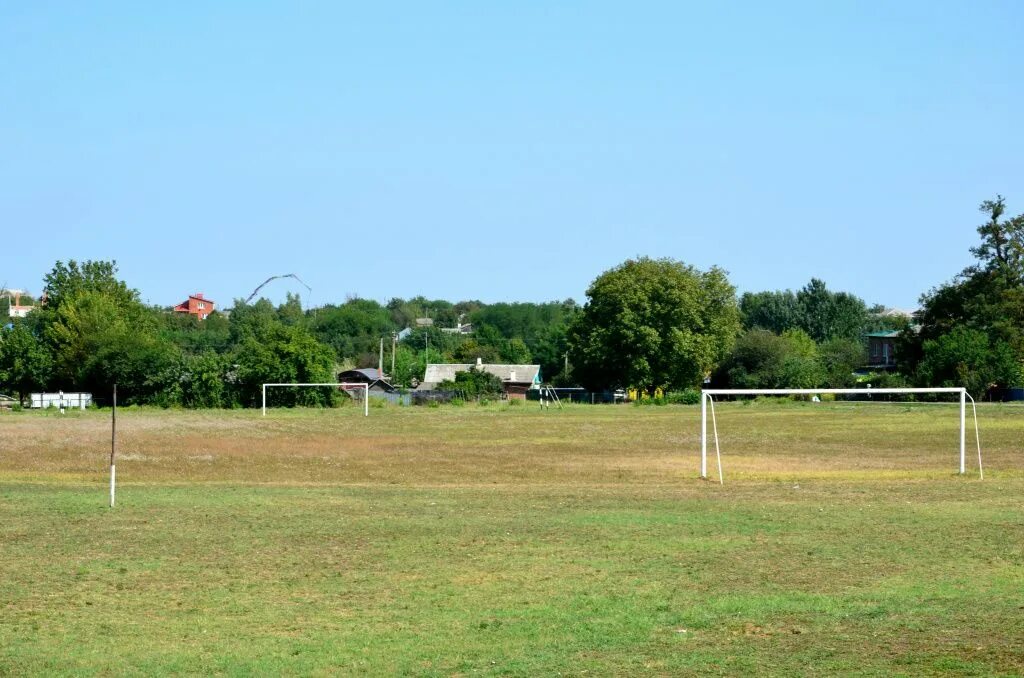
left=1, top=401, right=1022, bottom=676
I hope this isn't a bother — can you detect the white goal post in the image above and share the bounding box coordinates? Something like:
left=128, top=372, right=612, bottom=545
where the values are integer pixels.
left=699, top=387, right=983, bottom=483
left=262, top=383, right=369, bottom=417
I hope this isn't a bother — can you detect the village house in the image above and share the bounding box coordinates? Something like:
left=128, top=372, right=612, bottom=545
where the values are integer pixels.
left=416, top=358, right=541, bottom=400
left=337, top=368, right=397, bottom=395
left=4, top=290, right=35, bottom=318
left=866, top=330, right=899, bottom=369
left=173, top=293, right=215, bottom=319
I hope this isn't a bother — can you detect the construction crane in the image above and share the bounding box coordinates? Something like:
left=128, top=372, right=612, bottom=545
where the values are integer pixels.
left=244, top=274, right=312, bottom=305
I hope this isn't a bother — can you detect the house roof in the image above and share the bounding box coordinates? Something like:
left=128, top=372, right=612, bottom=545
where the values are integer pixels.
left=340, top=368, right=382, bottom=382
left=419, top=362, right=541, bottom=390
left=338, top=368, right=397, bottom=392
left=877, top=307, right=915, bottom=318
left=865, top=331, right=900, bottom=338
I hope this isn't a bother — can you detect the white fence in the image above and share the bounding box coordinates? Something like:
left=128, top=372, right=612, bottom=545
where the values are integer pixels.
left=29, top=392, right=93, bottom=410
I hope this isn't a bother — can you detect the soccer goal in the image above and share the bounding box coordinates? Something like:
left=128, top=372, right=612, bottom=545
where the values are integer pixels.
left=699, top=387, right=983, bottom=483
left=261, top=383, right=369, bottom=417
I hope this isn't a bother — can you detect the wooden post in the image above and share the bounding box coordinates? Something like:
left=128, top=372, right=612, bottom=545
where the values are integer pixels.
left=110, top=384, right=117, bottom=507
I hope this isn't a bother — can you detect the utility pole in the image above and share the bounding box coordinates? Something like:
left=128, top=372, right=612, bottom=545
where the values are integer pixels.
left=391, top=332, right=397, bottom=377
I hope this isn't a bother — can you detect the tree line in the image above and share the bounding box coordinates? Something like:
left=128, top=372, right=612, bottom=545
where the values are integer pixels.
left=567, top=197, right=1023, bottom=397
left=0, top=262, right=578, bottom=407
left=1, top=197, right=1021, bottom=405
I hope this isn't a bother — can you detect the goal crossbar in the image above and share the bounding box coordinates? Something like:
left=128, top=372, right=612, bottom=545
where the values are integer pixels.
left=262, top=383, right=369, bottom=417
left=700, top=387, right=982, bottom=482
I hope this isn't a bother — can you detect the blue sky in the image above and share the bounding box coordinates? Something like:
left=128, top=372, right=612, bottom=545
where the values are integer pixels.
left=3, top=1, right=1022, bottom=310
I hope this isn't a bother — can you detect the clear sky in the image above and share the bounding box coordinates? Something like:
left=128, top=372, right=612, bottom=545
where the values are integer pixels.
left=3, top=1, right=1022, bottom=310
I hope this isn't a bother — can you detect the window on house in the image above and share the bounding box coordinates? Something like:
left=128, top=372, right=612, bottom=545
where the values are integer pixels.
left=198, top=302, right=205, bottom=309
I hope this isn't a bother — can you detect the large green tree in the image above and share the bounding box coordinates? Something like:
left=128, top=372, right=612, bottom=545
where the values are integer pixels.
left=972, top=195, right=1024, bottom=286
left=41, top=260, right=137, bottom=312
left=230, top=316, right=338, bottom=408
left=0, top=322, right=53, bottom=402
left=794, top=279, right=868, bottom=342
left=740, top=279, right=871, bottom=342
left=715, top=328, right=824, bottom=389
left=309, top=298, right=397, bottom=362
left=818, top=336, right=866, bottom=388
left=568, top=257, right=740, bottom=394
left=739, top=290, right=800, bottom=334
left=904, top=197, right=1024, bottom=392
left=30, top=260, right=180, bottom=402
left=915, top=327, right=1021, bottom=397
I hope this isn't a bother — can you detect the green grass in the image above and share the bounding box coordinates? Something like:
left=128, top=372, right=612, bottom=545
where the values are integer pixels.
left=1, top=403, right=1022, bottom=675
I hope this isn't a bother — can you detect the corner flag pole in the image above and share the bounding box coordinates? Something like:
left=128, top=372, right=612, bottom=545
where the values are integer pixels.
left=110, top=384, right=117, bottom=508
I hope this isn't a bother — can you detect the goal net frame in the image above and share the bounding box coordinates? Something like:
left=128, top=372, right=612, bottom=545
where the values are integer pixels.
left=700, top=387, right=983, bottom=483
left=262, top=382, right=370, bottom=417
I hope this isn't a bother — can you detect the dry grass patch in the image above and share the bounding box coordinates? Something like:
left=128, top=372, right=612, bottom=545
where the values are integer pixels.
left=1, top=402, right=1022, bottom=674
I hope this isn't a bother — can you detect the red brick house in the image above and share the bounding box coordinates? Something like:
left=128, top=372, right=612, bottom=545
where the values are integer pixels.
left=865, top=331, right=898, bottom=369
left=173, top=293, right=215, bottom=320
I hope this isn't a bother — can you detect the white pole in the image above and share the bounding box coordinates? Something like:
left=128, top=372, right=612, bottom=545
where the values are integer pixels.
left=364, top=384, right=369, bottom=417
left=708, top=395, right=723, bottom=484
left=262, top=384, right=266, bottom=417
left=959, top=389, right=966, bottom=474
left=110, top=384, right=117, bottom=508
left=700, top=392, right=707, bottom=478
left=966, top=393, right=984, bottom=480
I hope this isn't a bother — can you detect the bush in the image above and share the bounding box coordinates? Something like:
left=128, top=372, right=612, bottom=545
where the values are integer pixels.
left=857, top=371, right=917, bottom=401
left=716, top=329, right=824, bottom=389
left=915, top=326, right=1021, bottom=397
left=633, top=396, right=668, bottom=406
left=507, top=398, right=522, bottom=407
left=666, top=389, right=701, bottom=405
left=450, top=398, right=465, bottom=407
left=633, top=389, right=705, bottom=406
left=437, top=368, right=503, bottom=401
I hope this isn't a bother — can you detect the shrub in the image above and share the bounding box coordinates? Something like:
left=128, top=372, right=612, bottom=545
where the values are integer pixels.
left=666, top=389, right=701, bottom=405
left=437, top=368, right=503, bottom=401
